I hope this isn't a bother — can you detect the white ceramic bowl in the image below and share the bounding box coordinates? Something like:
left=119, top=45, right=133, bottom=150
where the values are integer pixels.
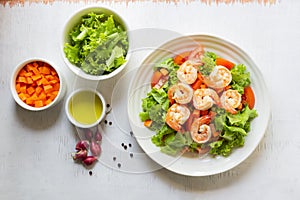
left=128, top=34, right=271, bottom=176
left=61, top=6, right=130, bottom=81
left=65, top=88, right=107, bottom=128
left=11, top=58, right=66, bottom=111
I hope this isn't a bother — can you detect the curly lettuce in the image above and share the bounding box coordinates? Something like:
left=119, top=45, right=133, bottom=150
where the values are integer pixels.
left=230, top=64, right=251, bottom=94
left=64, top=13, right=129, bottom=76
left=210, top=105, right=258, bottom=156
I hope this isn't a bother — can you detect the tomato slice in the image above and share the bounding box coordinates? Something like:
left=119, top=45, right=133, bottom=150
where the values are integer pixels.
left=173, top=51, right=190, bottom=65
left=243, top=86, right=255, bottom=109
left=151, top=70, right=163, bottom=88
left=215, top=58, right=235, bottom=70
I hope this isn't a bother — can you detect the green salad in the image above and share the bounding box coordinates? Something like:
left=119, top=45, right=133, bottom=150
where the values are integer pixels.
left=64, top=12, right=129, bottom=76
left=139, top=46, right=258, bottom=157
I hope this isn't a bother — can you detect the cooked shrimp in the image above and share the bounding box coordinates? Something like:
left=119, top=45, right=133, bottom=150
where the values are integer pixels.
left=203, top=65, right=232, bottom=89
left=168, top=83, right=193, bottom=104
left=190, top=115, right=212, bottom=144
left=193, top=88, right=220, bottom=110
left=177, top=60, right=198, bottom=84
left=220, top=89, right=242, bottom=114
left=166, top=103, right=190, bottom=132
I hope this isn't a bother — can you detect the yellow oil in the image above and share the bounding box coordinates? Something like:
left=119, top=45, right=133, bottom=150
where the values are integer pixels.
left=69, top=91, right=103, bottom=125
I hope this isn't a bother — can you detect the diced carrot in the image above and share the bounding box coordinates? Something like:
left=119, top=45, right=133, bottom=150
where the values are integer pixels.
left=49, top=79, right=58, bottom=84
left=18, top=69, right=27, bottom=76
left=53, top=83, right=60, bottom=91
left=20, top=85, right=27, bottom=94
left=26, top=87, right=35, bottom=95
left=197, top=72, right=203, bottom=80
left=173, top=51, right=190, bottom=65
left=30, top=93, right=38, bottom=101
left=144, top=119, right=152, bottom=128
left=45, top=99, right=53, bottom=105
left=15, top=61, right=60, bottom=108
left=216, top=58, right=235, bottom=70
left=41, top=77, right=49, bottom=85
left=18, top=93, right=28, bottom=101
left=35, top=86, right=43, bottom=95
left=26, top=98, right=34, bottom=105
left=38, top=91, right=47, bottom=101
left=34, top=100, right=44, bottom=108
left=39, top=66, right=51, bottom=75
left=191, top=79, right=202, bottom=90
left=43, top=85, right=53, bottom=93
left=167, top=89, right=175, bottom=105
left=51, top=90, right=58, bottom=96
left=32, top=67, right=40, bottom=75
left=17, top=76, right=27, bottom=83
left=50, top=69, right=57, bottom=76
left=26, top=77, right=33, bottom=84
left=24, top=72, right=33, bottom=77
left=48, top=94, right=57, bottom=101
left=32, top=62, right=38, bottom=68
left=26, top=63, right=34, bottom=72
left=224, top=85, right=231, bottom=90
left=32, top=74, right=42, bottom=81
left=16, top=83, right=21, bottom=93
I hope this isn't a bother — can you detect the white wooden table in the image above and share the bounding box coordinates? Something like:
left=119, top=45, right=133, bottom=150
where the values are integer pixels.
left=1, top=1, right=299, bottom=199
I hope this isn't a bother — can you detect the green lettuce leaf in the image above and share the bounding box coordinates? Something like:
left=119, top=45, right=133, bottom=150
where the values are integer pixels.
left=153, top=58, right=179, bottom=88
left=227, top=105, right=258, bottom=129
left=151, top=125, right=176, bottom=147
left=210, top=105, right=258, bottom=157
left=160, top=132, right=193, bottom=156
left=230, top=64, right=251, bottom=94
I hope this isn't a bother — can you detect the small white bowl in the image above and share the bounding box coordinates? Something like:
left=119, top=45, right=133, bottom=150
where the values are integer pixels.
left=61, top=6, right=130, bottom=81
left=65, top=88, right=107, bottom=128
left=11, top=58, right=66, bottom=111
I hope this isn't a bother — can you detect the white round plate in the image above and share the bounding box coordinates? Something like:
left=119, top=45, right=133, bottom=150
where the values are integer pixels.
left=127, top=34, right=270, bottom=176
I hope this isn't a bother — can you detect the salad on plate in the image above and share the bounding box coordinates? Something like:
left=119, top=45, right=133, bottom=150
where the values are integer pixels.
left=139, top=45, right=258, bottom=157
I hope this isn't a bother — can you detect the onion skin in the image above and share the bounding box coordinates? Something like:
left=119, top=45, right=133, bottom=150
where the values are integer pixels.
left=82, top=156, right=97, bottom=166
left=75, top=140, right=89, bottom=151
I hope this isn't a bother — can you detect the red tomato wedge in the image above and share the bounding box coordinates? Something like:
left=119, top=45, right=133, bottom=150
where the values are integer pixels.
left=173, top=51, right=190, bottom=65
left=151, top=70, right=163, bottom=88
left=243, top=86, right=255, bottom=109
left=215, top=58, right=235, bottom=70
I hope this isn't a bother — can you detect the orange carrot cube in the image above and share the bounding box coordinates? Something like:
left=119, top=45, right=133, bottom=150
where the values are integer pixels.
left=16, top=83, right=21, bottom=93
left=26, top=77, right=33, bottom=84
left=43, top=85, right=53, bottom=93
left=20, top=85, right=27, bottom=94
left=35, top=86, right=43, bottom=95
left=32, top=74, right=42, bottom=81
left=26, top=87, right=35, bottom=95
left=34, top=100, right=44, bottom=107
left=18, top=93, right=27, bottom=101
left=17, top=76, right=27, bottom=83
left=18, top=69, right=27, bottom=76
